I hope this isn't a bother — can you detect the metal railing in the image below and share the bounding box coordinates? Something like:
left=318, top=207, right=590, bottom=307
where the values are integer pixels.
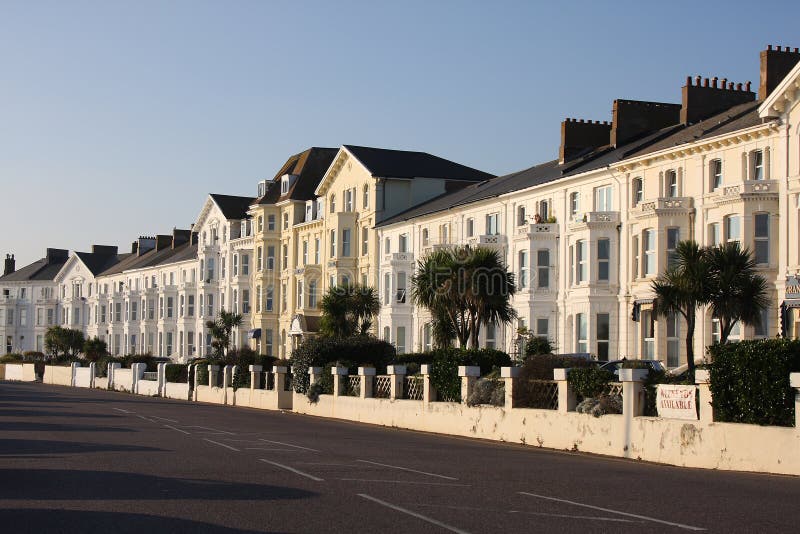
left=142, top=372, right=158, bottom=381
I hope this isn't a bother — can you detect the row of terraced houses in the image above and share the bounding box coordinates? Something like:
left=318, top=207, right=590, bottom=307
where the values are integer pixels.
left=3, top=46, right=800, bottom=369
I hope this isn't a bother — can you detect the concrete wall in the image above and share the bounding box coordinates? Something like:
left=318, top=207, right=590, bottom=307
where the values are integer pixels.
left=74, top=367, right=94, bottom=388
left=164, top=382, right=190, bottom=401
left=291, top=392, right=800, bottom=477
left=136, top=379, right=159, bottom=397
left=43, top=365, right=73, bottom=386
left=195, top=385, right=225, bottom=404
left=4, top=363, right=38, bottom=382
left=94, top=377, right=108, bottom=390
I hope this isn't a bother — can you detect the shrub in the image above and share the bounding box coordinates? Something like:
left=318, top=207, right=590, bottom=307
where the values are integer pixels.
left=519, top=353, right=594, bottom=380
left=466, top=373, right=505, bottom=407
left=708, top=339, right=800, bottom=426
left=165, top=364, right=189, bottom=383
left=290, top=336, right=395, bottom=393
left=525, top=337, right=553, bottom=357
left=123, top=354, right=160, bottom=371
left=231, top=349, right=278, bottom=390
left=568, top=367, right=615, bottom=400
left=23, top=351, right=45, bottom=361
left=0, top=353, right=24, bottom=363
left=94, top=356, right=126, bottom=377
left=576, top=393, right=623, bottom=417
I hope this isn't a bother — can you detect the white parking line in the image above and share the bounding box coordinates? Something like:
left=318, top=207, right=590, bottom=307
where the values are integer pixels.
left=340, top=478, right=469, bottom=487
left=358, top=494, right=471, bottom=534
left=518, top=492, right=706, bottom=531
left=244, top=447, right=298, bottom=451
left=112, top=408, right=134, bottom=413
left=203, top=438, right=240, bottom=452
left=185, top=426, right=235, bottom=435
left=150, top=416, right=178, bottom=423
left=259, top=439, right=319, bottom=452
left=136, top=415, right=158, bottom=423
left=259, top=459, right=324, bottom=482
left=164, top=424, right=190, bottom=434
left=356, top=459, right=458, bottom=480
left=414, top=503, right=639, bottom=523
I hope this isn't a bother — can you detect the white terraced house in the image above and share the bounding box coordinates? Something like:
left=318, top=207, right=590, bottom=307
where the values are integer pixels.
left=375, top=45, right=800, bottom=368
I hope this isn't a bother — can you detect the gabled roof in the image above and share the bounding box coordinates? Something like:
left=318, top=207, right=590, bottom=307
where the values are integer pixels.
left=97, top=242, right=198, bottom=277
left=74, top=251, right=130, bottom=276
left=759, top=59, right=800, bottom=117
left=343, top=145, right=494, bottom=181
left=257, top=147, right=338, bottom=205
left=0, top=256, right=69, bottom=282
left=378, top=103, right=769, bottom=227
left=209, top=194, right=256, bottom=220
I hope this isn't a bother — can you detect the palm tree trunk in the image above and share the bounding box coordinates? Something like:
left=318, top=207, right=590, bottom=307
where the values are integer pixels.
left=685, top=311, right=696, bottom=379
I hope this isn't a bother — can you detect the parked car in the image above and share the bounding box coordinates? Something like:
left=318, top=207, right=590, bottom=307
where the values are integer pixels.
left=598, top=359, right=665, bottom=377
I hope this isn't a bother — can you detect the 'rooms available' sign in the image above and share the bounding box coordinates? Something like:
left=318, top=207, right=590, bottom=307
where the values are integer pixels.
left=656, top=384, right=698, bottom=420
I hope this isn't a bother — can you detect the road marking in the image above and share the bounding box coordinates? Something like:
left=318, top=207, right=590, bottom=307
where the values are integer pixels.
left=203, top=438, right=240, bottom=452
left=340, top=478, right=469, bottom=487
left=358, top=494, right=471, bottom=534
left=414, top=504, right=638, bottom=523
left=259, top=459, right=324, bottom=482
left=150, top=416, right=178, bottom=423
left=185, top=426, right=235, bottom=435
left=356, top=459, right=458, bottom=480
left=259, top=438, right=319, bottom=452
left=136, top=415, right=158, bottom=423
left=112, top=408, right=134, bottom=413
left=518, top=492, right=706, bottom=531
left=164, top=424, right=190, bottom=434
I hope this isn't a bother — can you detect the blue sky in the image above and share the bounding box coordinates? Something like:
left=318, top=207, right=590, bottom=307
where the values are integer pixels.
left=2, top=0, right=799, bottom=267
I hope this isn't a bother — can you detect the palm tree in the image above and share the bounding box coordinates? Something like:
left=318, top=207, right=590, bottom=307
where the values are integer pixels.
left=651, top=241, right=710, bottom=378
left=319, top=284, right=380, bottom=338
left=206, top=308, right=243, bottom=357
left=705, top=242, right=770, bottom=343
left=412, top=246, right=517, bottom=349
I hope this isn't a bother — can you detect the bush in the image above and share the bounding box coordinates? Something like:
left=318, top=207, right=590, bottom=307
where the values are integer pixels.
left=519, top=354, right=594, bottom=380
left=94, top=356, right=126, bottom=377
left=0, top=353, right=24, bottom=363
left=231, top=348, right=278, bottom=390
left=290, top=336, right=396, bottom=393
left=568, top=367, right=615, bottom=400
left=525, top=337, right=553, bottom=357
left=466, top=372, right=505, bottom=407
left=576, top=394, right=623, bottom=417
left=165, top=364, right=189, bottom=383
left=708, top=339, right=800, bottom=426
left=23, top=351, right=45, bottom=361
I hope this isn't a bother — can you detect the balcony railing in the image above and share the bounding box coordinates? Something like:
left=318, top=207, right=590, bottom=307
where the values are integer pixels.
left=638, top=197, right=694, bottom=214
left=383, top=252, right=414, bottom=263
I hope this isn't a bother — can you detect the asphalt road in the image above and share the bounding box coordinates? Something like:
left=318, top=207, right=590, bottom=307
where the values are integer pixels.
left=1, top=382, right=799, bottom=534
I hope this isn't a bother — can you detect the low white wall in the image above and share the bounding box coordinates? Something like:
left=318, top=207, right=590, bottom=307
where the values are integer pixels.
left=43, top=366, right=73, bottom=386
left=164, top=382, right=190, bottom=401
left=291, top=393, right=800, bottom=477
left=112, top=369, right=134, bottom=392
left=74, top=367, right=93, bottom=388
left=4, top=364, right=24, bottom=381
left=234, top=388, right=282, bottom=410
left=94, top=377, right=108, bottom=390
left=136, top=379, right=159, bottom=397
left=195, top=385, right=226, bottom=404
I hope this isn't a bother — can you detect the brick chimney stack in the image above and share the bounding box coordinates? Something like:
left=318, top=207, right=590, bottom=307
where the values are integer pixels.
left=3, top=254, right=15, bottom=276
left=610, top=100, right=681, bottom=147
left=559, top=118, right=612, bottom=164
left=759, top=45, right=800, bottom=100
left=680, top=75, right=755, bottom=125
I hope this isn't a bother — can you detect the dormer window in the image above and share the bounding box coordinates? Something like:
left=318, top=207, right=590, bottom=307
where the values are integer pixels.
left=257, top=180, right=267, bottom=197
left=316, top=198, right=324, bottom=219
left=281, top=176, right=289, bottom=194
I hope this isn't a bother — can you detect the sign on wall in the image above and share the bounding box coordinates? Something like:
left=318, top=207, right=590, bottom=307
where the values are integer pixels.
left=786, top=276, right=800, bottom=300
left=656, top=384, right=698, bottom=420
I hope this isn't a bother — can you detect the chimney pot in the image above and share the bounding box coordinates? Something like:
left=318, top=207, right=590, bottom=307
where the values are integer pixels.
left=703, top=78, right=709, bottom=87
left=712, top=77, right=718, bottom=88
left=721, top=78, right=727, bottom=88
left=736, top=82, right=742, bottom=91
left=695, top=75, right=702, bottom=86
left=768, top=44, right=772, bottom=50
left=746, top=81, right=752, bottom=91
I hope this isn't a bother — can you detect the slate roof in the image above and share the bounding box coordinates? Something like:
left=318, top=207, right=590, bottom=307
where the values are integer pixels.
left=257, top=147, right=338, bottom=205
left=209, top=194, right=256, bottom=220
left=378, top=103, right=767, bottom=227
left=343, top=145, right=494, bottom=182
left=0, top=256, right=69, bottom=282
left=97, top=242, right=198, bottom=277
left=74, top=251, right=130, bottom=276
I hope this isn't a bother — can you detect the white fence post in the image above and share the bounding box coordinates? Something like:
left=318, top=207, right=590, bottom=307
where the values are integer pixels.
left=501, top=366, right=520, bottom=409
left=358, top=367, right=376, bottom=398
left=695, top=369, right=713, bottom=423
left=208, top=365, right=220, bottom=388
left=109, top=362, right=121, bottom=390
left=88, top=362, right=96, bottom=389
left=157, top=362, right=167, bottom=397
left=458, top=366, right=481, bottom=404
left=309, top=367, right=323, bottom=386
left=421, top=364, right=436, bottom=404
left=70, top=362, right=79, bottom=387
left=332, top=366, right=348, bottom=397
left=250, top=365, right=263, bottom=390
left=791, top=373, right=800, bottom=432
left=554, top=369, right=575, bottom=413
left=387, top=365, right=406, bottom=400
left=620, top=368, right=648, bottom=418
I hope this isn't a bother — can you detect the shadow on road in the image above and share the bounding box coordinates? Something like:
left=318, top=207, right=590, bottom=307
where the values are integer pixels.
left=0, top=409, right=118, bottom=419
left=0, top=509, right=289, bottom=533
left=0, top=469, right=318, bottom=502
left=0, top=439, right=164, bottom=457
left=0, top=421, right=135, bottom=433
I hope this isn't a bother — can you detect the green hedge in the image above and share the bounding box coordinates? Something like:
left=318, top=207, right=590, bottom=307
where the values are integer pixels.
left=708, top=339, right=800, bottom=426
left=165, top=364, right=189, bottom=384
left=0, top=354, right=24, bottom=363
left=289, top=336, right=396, bottom=393
left=568, top=367, right=615, bottom=399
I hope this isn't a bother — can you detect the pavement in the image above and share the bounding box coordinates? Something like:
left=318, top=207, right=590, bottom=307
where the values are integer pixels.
left=1, top=382, right=799, bottom=533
